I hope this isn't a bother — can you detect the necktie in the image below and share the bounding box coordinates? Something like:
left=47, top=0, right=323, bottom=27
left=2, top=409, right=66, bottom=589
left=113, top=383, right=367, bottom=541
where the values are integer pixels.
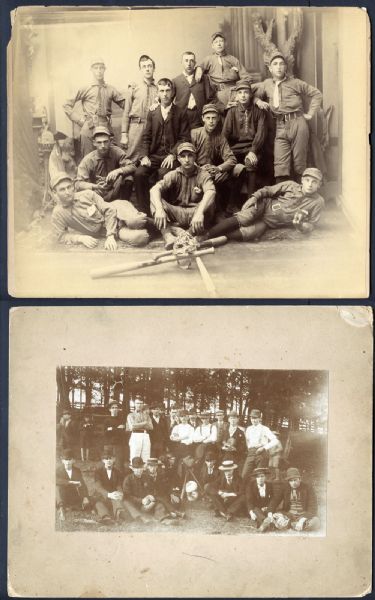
left=97, top=85, right=106, bottom=117
left=273, top=81, right=281, bottom=109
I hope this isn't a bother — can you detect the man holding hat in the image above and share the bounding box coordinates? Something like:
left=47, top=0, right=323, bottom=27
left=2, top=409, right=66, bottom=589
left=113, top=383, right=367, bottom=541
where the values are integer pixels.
left=51, top=171, right=150, bottom=249
left=92, top=447, right=135, bottom=524
left=205, top=459, right=246, bottom=521
left=76, top=126, right=136, bottom=203
left=221, top=410, right=247, bottom=465
left=272, top=467, right=320, bottom=532
left=252, top=51, right=322, bottom=182
left=134, top=77, right=190, bottom=216
left=242, top=409, right=279, bottom=480
left=246, top=467, right=278, bottom=531
left=191, top=103, right=237, bottom=210
left=56, top=448, right=90, bottom=521
left=222, top=80, right=267, bottom=208
left=195, top=33, right=252, bottom=111
left=200, top=167, right=324, bottom=243
left=150, top=141, right=216, bottom=248
left=63, top=58, right=125, bottom=158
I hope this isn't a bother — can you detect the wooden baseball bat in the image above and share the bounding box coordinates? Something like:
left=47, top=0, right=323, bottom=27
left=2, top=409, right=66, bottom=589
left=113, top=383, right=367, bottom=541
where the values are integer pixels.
left=90, top=247, right=214, bottom=279
left=195, top=256, right=218, bottom=298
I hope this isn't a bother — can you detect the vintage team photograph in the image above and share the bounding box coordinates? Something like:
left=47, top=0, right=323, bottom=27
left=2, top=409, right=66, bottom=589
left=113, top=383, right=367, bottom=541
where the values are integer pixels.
left=56, top=366, right=328, bottom=535
left=8, top=5, right=369, bottom=297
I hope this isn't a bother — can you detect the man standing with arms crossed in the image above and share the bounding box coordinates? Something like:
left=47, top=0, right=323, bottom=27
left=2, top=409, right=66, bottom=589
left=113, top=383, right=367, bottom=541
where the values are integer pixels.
left=126, top=398, right=153, bottom=462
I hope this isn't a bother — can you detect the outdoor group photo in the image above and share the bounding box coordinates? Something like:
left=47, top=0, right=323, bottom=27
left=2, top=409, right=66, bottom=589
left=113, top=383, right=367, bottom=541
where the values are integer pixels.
left=56, top=366, right=328, bottom=536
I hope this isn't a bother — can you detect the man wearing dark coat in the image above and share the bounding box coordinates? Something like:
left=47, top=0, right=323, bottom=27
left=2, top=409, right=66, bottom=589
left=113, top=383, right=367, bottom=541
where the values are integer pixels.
left=56, top=448, right=90, bottom=520
left=149, top=404, right=169, bottom=457
left=173, top=51, right=214, bottom=130
left=245, top=467, right=279, bottom=531
left=205, top=459, right=246, bottom=521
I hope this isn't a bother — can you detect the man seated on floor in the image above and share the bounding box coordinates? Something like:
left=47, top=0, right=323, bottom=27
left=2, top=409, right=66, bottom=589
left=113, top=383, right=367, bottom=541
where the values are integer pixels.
left=145, top=458, right=185, bottom=519
left=272, top=467, right=320, bottom=532
left=198, top=450, right=220, bottom=496
left=205, top=459, right=246, bottom=521
left=51, top=172, right=150, bottom=249
left=150, top=142, right=216, bottom=249
left=200, top=168, right=324, bottom=243
left=56, top=448, right=90, bottom=521
left=245, top=467, right=279, bottom=532
left=222, top=80, right=267, bottom=211
left=76, top=126, right=136, bottom=203
left=92, top=446, right=136, bottom=525
left=191, top=103, right=237, bottom=213
left=134, top=77, right=190, bottom=215
left=122, top=457, right=176, bottom=525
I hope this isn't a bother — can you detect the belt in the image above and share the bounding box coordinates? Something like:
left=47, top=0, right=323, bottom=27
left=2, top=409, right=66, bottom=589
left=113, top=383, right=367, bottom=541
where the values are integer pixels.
left=132, top=429, right=149, bottom=434
left=130, top=116, right=145, bottom=124
left=275, top=111, right=303, bottom=122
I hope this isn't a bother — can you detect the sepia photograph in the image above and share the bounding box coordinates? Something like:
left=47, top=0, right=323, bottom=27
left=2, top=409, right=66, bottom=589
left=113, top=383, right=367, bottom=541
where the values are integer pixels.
left=55, top=366, right=328, bottom=535
left=8, top=5, right=369, bottom=298
left=8, top=306, right=372, bottom=596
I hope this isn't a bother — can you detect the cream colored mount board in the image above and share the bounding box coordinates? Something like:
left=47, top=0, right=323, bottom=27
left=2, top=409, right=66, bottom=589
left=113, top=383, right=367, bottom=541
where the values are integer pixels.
left=7, top=5, right=370, bottom=298
left=8, top=306, right=372, bottom=597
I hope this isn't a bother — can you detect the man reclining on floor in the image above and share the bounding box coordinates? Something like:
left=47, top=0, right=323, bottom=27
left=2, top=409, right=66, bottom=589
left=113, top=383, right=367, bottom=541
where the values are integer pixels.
left=199, top=168, right=325, bottom=243
left=51, top=172, right=151, bottom=249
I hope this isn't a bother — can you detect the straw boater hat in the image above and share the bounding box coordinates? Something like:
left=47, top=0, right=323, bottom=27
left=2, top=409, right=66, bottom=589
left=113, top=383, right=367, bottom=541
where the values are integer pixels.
left=219, top=460, right=238, bottom=471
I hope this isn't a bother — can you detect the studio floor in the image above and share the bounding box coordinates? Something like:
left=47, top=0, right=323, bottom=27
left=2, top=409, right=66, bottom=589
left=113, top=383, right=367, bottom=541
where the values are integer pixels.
left=11, top=205, right=367, bottom=298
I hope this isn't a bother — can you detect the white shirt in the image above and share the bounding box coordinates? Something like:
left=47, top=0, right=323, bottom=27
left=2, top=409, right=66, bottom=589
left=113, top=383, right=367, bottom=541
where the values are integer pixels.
left=183, top=72, right=197, bottom=110
left=245, top=424, right=278, bottom=450
left=170, top=423, right=194, bottom=445
left=65, top=468, right=72, bottom=479
left=257, top=483, right=266, bottom=498
left=106, top=468, right=112, bottom=480
left=161, top=103, right=173, bottom=121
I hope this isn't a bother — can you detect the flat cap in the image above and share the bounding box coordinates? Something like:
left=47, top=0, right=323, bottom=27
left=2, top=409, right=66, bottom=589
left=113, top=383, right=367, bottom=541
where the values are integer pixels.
left=177, top=142, right=197, bottom=156
left=93, top=126, right=111, bottom=138
left=202, top=103, right=219, bottom=116
left=50, top=172, right=73, bottom=190
left=302, top=167, right=323, bottom=182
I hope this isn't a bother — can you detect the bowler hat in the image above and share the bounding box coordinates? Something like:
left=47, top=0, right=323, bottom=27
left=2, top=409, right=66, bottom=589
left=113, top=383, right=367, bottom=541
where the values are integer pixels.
left=177, top=142, right=196, bottom=156
left=286, top=467, right=301, bottom=480
left=205, top=451, right=217, bottom=462
left=302, top=167, right=323, bottom=182
left=202, top=103, right=219, bottom=116
left=102, top=446, right=115, bottom=458
left=61, top=448, right=74, bottom=460
left=54, top=131, right=68, bottom=142
left=93, top=126, right=111, bottom=138
left=219, top=460, right=238, bottom=471
left=131, top=457, right=144, bottom=469
left=50, top=172, right=73, bottom=190
left=146, top=458, right=159, bottom=466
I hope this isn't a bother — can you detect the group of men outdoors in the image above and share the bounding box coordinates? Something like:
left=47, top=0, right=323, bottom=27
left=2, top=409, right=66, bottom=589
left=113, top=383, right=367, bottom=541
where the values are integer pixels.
left=56, top=399, right=321, bottom=533
left=50, top=32, right=325, bottom=252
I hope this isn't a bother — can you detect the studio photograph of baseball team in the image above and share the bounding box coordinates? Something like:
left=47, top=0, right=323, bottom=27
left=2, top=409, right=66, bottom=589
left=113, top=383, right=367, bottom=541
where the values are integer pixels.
left=9, top=5, right=368, bottom=297
left=56, top=366, right=327, bottom=535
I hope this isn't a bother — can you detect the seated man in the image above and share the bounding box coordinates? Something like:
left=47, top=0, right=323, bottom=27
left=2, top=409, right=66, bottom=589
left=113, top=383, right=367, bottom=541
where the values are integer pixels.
left=51, top=172, right=150, bottom=250
left=134, top=77, right=190, bottom=215
left=122, top=457, right=175, bottom=525
left=222, top=80, right=267, bottom=209
left=272, top=467, right=320, bottom=532
left=150, top=142, right=216, bottom=249
left=202, top=168, right=325, bottom=243
left=76, top=126, right=135, bottom=203
left=252, top=50, right=322, bottom=183
left=191, top=103, right=237, bottom=212
left=170, top=410, right=195, bottom=459
left=242, top=409, right=279, bottom=481
left=145, top=458, right=185, bottom=519
left=92, top=447, right=135, bottom=525
left=246, top=467, right=278, bottom=532
left=193, top=412, right=218, bottom=461
left=205, top=459, right=246, bottom=521
left=198, top=450, right=220, bottom=494
left=56, top=448, right=90, bottom=521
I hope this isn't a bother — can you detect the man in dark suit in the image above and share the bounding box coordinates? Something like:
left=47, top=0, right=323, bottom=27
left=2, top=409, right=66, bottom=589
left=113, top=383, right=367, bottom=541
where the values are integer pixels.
left=205, top=459, right=246, bottom=521
left=150, top=404, right=169, bottom=457
left=134, top=78, right=190, bottom=215
left=56, top=448, right=90, bottom=521
left=198, top=450, right=220, bottom=496
left=245, top=467, right=278, bottom=531
left=92, top=446, right=136, bottom=524
left=103, top=401, right=126, bottom=473
left=220, top=410, right=247, bottom=467
left=273, top=467, right=320, bottom=532
left=173, top=51, right=214, bottom=130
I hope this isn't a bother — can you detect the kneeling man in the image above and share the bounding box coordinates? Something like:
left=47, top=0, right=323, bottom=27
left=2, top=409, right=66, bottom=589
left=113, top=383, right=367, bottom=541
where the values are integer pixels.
left=150, top=142, right=216, bottom=248
left=51, top=172, right=150, bottom=249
